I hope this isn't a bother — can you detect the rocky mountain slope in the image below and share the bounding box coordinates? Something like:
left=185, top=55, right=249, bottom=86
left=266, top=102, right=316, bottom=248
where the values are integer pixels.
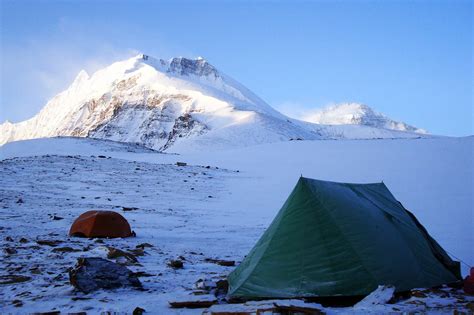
left=0, top=54, right=427, bottom=152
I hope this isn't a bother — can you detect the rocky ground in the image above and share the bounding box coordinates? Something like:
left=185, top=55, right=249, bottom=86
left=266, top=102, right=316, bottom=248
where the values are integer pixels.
left=1, top=138, right=473, bottom=314
left=0, top=154, right=251, bottom=313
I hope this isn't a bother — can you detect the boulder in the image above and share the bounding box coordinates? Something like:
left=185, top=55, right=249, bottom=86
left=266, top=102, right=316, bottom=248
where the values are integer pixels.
left=168, top=259, right=184, bottom=269
left=69, top=257, right=141, bottom=293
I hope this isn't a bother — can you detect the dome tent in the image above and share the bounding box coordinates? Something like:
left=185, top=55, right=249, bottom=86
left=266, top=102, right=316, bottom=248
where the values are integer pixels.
left=228, top=177, right=461, bottom=300
left=69, top=210, right=133, bottom=238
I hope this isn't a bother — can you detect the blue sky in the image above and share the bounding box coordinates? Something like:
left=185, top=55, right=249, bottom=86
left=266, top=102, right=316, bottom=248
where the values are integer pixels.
left=1, top=0, right=472, bottom=136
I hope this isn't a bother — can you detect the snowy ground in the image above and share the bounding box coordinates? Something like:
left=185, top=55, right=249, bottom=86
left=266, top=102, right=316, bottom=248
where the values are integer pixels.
left=1, top=136, right=473, bottom=313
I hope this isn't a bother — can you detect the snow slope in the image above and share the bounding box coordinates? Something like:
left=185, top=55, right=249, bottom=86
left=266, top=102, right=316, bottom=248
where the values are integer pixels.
left=302, top=103, right=427, bottom=134
left=0, top=55, right=427, bottom=152
left=0, top=136, right=472, bottom=313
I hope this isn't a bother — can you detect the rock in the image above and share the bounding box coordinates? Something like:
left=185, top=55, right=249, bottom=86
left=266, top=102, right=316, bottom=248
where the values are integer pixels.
left=16, top=198, right=24, bottom=204
left=19, top=238, right=28, bottom=243
left=69, top=257, right=142, bottom=293
left=52, top=246, right=81, bottom=253
left=133, top=307, right=146, bottom=315
left=30, top=267, right=42, bottom=274
left=168, top=259, right=184, bottom=269
left=216, top=279, right=229, bottom=296
left=204, top=258, right=235, bottom=266
left=133, top=271, right=155, bottom=277
left=169, top=295, right=217, bottom=308
left=5, top=236, right=13, bottom=242
left=98, top=155, right=107, bottom=158
left=195, top=279, right=216, bottom=291
left=122, top=206, right=139, bottom=211
left=12, top=299, right=23, bottom=307
left=107, top=247, right=138, bottom=263
left=4, top=247, right=17, bottom=255
left=36, top=240, right=63, bottom=247
left=52, top=215, right=64, bottom=220
left=354, top=285, right=395, bottom=309
left=136, top=243, right=153, bottom=249
left=129, top=248, right=145, bottom=256
left=0, top=275, right=31, bottom=285
left=176, top=162, right=187, bottom=167
left=273, top=300, right=324, bottom=314
left=411, top=290, right=428, bottom=298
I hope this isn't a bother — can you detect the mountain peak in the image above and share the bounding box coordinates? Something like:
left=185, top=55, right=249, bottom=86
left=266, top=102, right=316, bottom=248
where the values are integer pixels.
left=134, top=54, right=217, bottom=78
left=303, top=103, right=427, bottom=134
left=168, top=56, right=218, bottom=78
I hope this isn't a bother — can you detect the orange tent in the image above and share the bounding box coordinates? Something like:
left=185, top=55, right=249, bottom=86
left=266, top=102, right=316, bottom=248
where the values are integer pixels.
left=69, top=210, right=133, bottom=238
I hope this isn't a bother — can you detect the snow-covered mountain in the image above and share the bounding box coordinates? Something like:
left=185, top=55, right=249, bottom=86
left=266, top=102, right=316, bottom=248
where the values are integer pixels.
left=302, top=103, right=427, bottom=134
left=0, top=54, right=426, bottom=152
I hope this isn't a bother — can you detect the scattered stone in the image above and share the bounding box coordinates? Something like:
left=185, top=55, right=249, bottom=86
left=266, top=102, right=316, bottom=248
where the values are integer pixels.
left=273, top=300, right=324, bottom=314
left=98, top=155, right=107, bottom=158
left=134, top=271, right=155, bottom=277
left=168, top=259, right=184, bottom=269
left=12, top=299, right=23, bottom=307
left=52, top=215, right=64, bottom=221
left=169, top=296, right=217, bottom=308
left=122, top=206, right=139, bottom=211
left=195, top=279, right=216, bottom=291
left=107, top=247, right=138, bottom=263
left=5, top=236, right=13, bottom=242
left=16, top=198, right=24, bottom=204
left=4, top=247, right=17, bottom=255
left=36, top=240, right=63, bottom=247
left=69, top=257, right=142, bottom=293
left=411, top=290, right=428, bottom=298
left=19, top=238, right=28, bottom=243
left=71, top=297, right=92, bottom=301
left=136, top=243, right=153, bottom=249
left=52, top=246, right=81, bottom=253
left=176, top=162, right=187, bottom=167
left=133, top=307, right=146, bottom=315
left=30, top=267, right=42, bottom=274
left=205, top=165, right=211, bottom=169
left=0, top=275, right=31, bottom=285
left=354, top=285, right=395, bottom=309
left=204, top=258, right=235, bottom=266
left=129, top=248, right=145, bottom=256
left=216, top=279, right=229, bottom=296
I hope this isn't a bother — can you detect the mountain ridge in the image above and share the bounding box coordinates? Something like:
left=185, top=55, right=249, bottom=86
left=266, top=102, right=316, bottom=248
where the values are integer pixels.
left=0, top=54, right=427, bottom=152
left=302, top=103, right=426, bottom=134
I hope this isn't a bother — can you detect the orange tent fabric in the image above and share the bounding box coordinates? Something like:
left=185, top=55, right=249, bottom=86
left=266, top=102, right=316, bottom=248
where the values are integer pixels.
left=69, top=210, right=133, bottom=238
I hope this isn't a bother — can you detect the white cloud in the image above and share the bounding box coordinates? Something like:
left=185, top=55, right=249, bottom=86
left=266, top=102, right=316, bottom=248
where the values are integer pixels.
left=274, top=101, right=340, bottom=122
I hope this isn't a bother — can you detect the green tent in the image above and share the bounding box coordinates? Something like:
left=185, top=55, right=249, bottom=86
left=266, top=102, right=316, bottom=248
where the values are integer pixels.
left=228, top=177, right=461, bottom=299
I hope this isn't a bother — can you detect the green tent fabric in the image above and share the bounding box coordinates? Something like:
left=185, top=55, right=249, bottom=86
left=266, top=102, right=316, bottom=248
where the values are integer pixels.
left=227, top=177, right=461, bottom=299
